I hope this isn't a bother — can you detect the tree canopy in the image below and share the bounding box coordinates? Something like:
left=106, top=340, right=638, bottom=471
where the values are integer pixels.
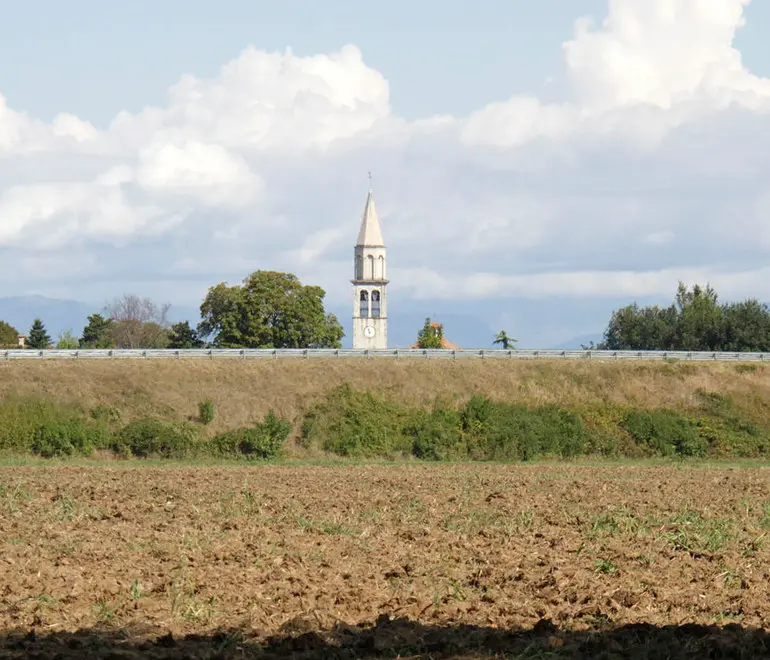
left=0, top=321, right=19, bottom=348
left=598, top=282, right=770, bottom=352
left=198, top=270, right=344, bottom=349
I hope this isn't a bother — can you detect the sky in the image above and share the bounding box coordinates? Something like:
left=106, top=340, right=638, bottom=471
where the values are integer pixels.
left=0, top=0, right=770, bottom=347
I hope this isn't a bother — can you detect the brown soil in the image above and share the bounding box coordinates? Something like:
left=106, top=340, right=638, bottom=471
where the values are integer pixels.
left=2, top=464, right=770, bottom=658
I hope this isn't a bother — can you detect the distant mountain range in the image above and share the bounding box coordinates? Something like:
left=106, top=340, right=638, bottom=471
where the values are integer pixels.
left=0, top=295, right=606, bottom=349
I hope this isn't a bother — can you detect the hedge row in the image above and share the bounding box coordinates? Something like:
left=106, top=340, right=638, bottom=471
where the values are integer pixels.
left=0, top=384, right=767, bottom=461
left=0, top=395, right=289, bottom=461
left=299, top=384, right=770, bottom=461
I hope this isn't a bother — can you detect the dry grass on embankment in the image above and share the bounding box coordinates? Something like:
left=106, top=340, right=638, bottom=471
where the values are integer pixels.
left=0, top=358, right=768, bottom=435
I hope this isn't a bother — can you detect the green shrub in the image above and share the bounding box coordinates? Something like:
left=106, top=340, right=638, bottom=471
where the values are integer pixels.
left=90, top=404, right=122, bottom=425
left=31, top=418, right=107, bottom=458
left=301, top=388, right=591, bottom=462
left=406, top=406, right=463, bottom=461
left=460, top=397, right=588, bottom=461
left=198, top=399, right=216, bottom=425
left=301, top=384, right=413, bottom=458
left=113, top=418, right=198, bottom=459
left=208, top=410, right=290, bottom=459
left=0, top=396, right=110, bottom=457
left=622, top=409, right=707, bottom=457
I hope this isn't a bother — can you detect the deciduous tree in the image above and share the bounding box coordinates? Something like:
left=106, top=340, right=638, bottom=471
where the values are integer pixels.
left=104, top=294, right=172, bottom=349
left=599, top=282, right=770, bottom=352
left=56, top=330, right=80, bottom=349
left=198, top=271, right=344, bottom=349
left=0, top=321, right=19, bottom=348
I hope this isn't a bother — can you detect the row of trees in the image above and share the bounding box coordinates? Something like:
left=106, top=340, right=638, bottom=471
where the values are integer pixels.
left=2, top=274, right=766, bottom=353
left=592, top=282, right=770, bottom=352
left=0, top=271, right=345, bottom=350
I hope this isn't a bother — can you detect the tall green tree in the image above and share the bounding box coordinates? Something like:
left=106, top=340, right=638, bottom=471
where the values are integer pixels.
left=674, top=282, right=722, bottom=351
left=601, top=303, right=678, bottom=351
left=198, top=270, right=344, bottom=349
left=27, top=318, right=51, bottom=349
left=0, top=321, right=20, bottom=348
left=416, top=317, right=444, bottom=348
left=493, top=330, right=517, bottom=350
left=80, top=313, right=115, bottom=348
left=720, top=299, right=770, bottom=352
left=168, top=321, right=205, bottom=348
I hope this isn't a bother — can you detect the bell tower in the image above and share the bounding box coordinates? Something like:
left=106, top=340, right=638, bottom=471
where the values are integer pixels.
left=352, top=182, right=388, bottom=350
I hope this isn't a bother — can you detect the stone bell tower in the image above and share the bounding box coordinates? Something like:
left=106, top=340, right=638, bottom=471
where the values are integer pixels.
left=352, top=184, right=388, bottom=349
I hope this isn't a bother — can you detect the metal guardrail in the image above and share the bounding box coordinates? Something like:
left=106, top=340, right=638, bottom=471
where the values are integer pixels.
left=0, top=348, right=768, bottom=361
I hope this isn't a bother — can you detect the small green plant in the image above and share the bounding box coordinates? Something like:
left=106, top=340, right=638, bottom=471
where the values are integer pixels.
left=594, top=558, right=617, bottom=574
left=198, top=399, right=216, bottom=425
left=207, top=410, right=290, bottom=459
left=130, top=578, right=143, bottom=600
left=113, top=418, right=198, bottom=459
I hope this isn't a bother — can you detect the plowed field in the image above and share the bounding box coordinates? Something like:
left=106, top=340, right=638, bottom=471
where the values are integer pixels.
left=2, top=464, right=770, bottom=658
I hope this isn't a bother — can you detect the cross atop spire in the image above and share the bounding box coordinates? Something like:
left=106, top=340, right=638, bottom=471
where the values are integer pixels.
left=356, top=184, right=384, bottom=247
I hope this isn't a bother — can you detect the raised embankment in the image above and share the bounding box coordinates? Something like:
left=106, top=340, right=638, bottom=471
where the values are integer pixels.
left=0, top=358, right=768, bottom=461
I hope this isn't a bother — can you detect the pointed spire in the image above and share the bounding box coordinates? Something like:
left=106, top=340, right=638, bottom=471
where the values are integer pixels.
left=356, top=178, right=385, bottom=247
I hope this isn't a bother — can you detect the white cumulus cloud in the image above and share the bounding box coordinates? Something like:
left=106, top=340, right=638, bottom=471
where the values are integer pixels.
left=0, top=0, right=768, bottom=330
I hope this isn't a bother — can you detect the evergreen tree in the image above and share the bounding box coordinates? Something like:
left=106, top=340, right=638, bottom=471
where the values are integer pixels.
left=80, top=313, right=115, bottom=348
left=168, top=321, right=205, bottom=348
left=27, top=318, right=51, bottom=349
left=416, top=317, right=444, bottom=348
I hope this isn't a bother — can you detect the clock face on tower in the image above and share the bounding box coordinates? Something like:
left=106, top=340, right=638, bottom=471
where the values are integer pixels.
left=364, top=325, right=375, bottom=338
